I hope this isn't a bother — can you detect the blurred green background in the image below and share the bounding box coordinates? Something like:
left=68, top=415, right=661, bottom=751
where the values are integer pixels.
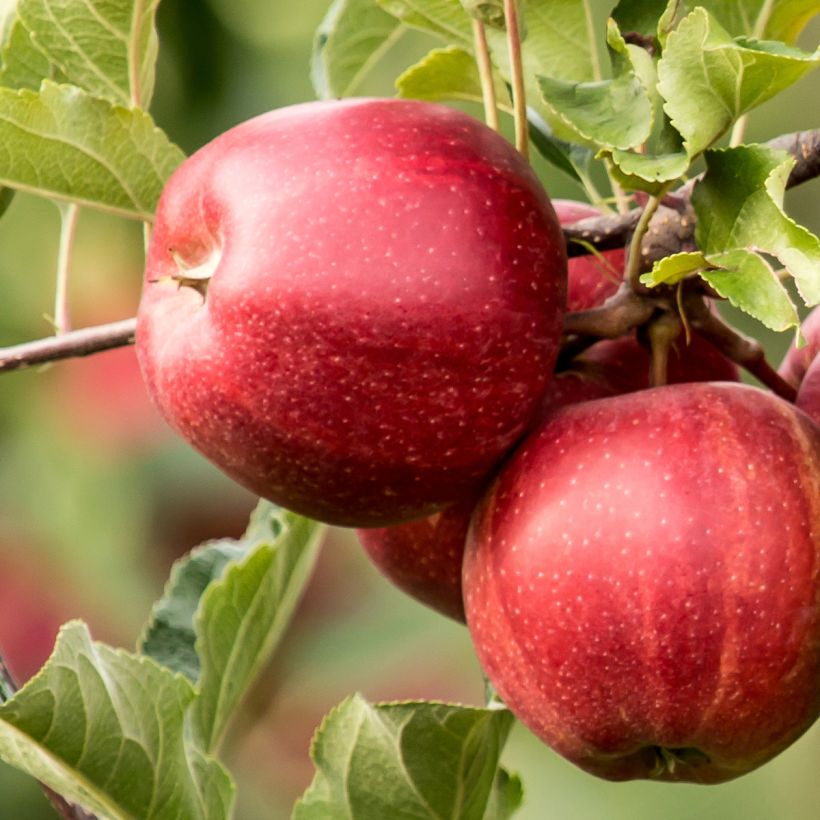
left=0, top=2, right=818, bottom=818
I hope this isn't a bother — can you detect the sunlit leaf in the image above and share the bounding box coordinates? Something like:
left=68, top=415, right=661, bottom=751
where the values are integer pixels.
left=396, top=44, right=508, bottom=105
left=657, top=8, right=820, bottom=158
left=192, top=505, right=326, bottom=753
left=312, top=0, right=405, bottom=99
left=0, top=81, right=184, bottom=219
left=693, top=145, right=820, bottom=306
left=700, top=248, right=800, bottom=331
left=17, top=0, right=160, bottom=106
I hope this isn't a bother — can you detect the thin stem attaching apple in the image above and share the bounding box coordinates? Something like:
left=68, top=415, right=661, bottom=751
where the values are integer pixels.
left=626, top=190, right=667, bottom=290
left=54, top=203, right=80, bottom=335
left=503, top=0, right=528, bottom=159
left=472, top=18, right=500, bottom=131
left=647, top=312, right=683, bottom=388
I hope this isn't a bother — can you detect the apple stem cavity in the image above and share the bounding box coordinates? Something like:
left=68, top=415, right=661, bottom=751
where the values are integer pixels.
left=169, top=247, right=222, bottom=301
left=503, top=0, right=528, bottom=160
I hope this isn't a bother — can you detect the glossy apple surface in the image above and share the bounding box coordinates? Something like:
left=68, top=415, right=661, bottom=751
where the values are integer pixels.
left=796, top=354, right=820, bottom=425
left=356, top=369, right=617, bottom=621
left=464, top=382, right=820, bottom=783
left=780, top=306, right=820, bottom=388
left=137, top=99, right=566, bottom=526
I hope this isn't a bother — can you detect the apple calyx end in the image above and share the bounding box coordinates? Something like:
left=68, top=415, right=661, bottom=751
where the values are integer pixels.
left=649, top=745, right=711, bottom=779
left=168, top=247, right=222, bottom=301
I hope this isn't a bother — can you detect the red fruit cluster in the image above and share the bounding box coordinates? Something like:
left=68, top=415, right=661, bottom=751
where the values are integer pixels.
left=137, top=100, right=820, bottom=785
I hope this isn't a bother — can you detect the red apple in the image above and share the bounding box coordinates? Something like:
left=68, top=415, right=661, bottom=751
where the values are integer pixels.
left=356, top=369, right=618, bottom=622
left=578, top=330, right=739, bottom=393
left=780, top=306, right=820, bottom=388
left=137, top=98, right=566, bottom=527
left=796, top=354, right=820, bottom=425
left=464, top=382, right=820, bottom=783
left=552, top=200, right=623, bottom=312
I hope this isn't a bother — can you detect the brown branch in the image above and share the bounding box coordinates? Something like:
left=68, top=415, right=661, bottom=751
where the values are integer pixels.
left=561, top=128, right=820, bottom=256
left=685, top=296, right=798, bottom=402
left=562, top=285, right=660, bottom=339
left=0, top=318, right=137, bottom=374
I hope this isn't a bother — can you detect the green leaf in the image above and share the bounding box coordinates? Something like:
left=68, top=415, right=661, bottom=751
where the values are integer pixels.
left=657, top=8, right=820, bottom=158
left=527, top=109, right=594, bottom=185
left=376, top=0, right=472, bottom=45
left=293, top=695, right=520, bottom=820
left=460, top=0, right=505, bottom=30
left=483, top=769, right=523, bottom=820
left=641, top=250, right=710, bottom=286
left=0, top=621, right=234, bottom=820
left=16, top=0, right=160, bottom=107
left=693, top=145, right=820, bottom=306
left=192, top=504, right=326, bottom=753
left=700, top=248, right=800, bottom=331
left=0, top=81, right=184, bottom=219
left=0, top=15, right=53, bottom=89
left=312, top=0, right=405, bottom=99
left=607, top=147, right=689, bottom=193
left=140, top=540, right=247, bottom=683
left=612, top=0, right=672, bottom=38
left=396, top=44, right=508, bottom=105
left=682, top=1, right=820, bottom=43
left=536, top=18, right=653, bottom=151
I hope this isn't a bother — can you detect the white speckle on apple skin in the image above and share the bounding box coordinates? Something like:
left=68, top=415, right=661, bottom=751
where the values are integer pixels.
left=136, top=98, right=567, bottom=526
left=464, top=382, right=820, bottom=784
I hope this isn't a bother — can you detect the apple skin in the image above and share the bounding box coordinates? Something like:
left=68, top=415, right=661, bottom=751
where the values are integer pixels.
left=356, top=369, right=618, bottom=622
left=137, top=98, right=566, bottom=527
left=552, top=200, right=622, bottom=312
left=796, top=354, right=820, bottom=425
left=463, top=382, right=820, bottom=783
left=780, top=306, right=820, bottom=388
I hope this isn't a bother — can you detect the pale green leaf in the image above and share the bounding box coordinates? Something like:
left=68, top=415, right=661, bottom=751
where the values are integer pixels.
left=612, top=0, right=672, bottom=38
left=192, top=504, right=326, bottom=753
left=139, top=539, right=247, bottom=683
left=693, top=145, right=820, bottom=306
left=657, top=8, right=820, bottom=158
left=0, top=621, right=234, bottom=820
left=293, top=695, right=519, bottom=820
left=460, top=0, right=505, bottom=30
left=483, top=769, right=523, bottom=820
left=682, top=0, right=820, bottom=43
left=700, top=248, right=800, bottom=331
left=376, top=0, right=472, bottom=44
left=641, top=250, right=710, bottom=286
left=0, top=81, right=184, bottom=219
left=536, top=18, right=653, bottom=151
left=607, top=148, right=689, bottom=193
left=0, top=15, right=52, bottom=89
left=312, top=0, right=405, bottom=99
left=17, top=0, right=160, bottom=106
left=396, top=44, right=508, bottom=105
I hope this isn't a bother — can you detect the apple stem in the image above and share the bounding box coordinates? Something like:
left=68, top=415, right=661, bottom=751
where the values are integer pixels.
left=54, top=203, right=80, bottom=335
left=626, top=191, right=666, bottom=290
left=503, top=0, right=528, bottom=159
left=0, top=318, right=137, bottom=373
left=472, top=19, right=500, bottom=132
left=647, top=312, right=682, bottom=388
left=685, top=295, right=799, bottom=402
